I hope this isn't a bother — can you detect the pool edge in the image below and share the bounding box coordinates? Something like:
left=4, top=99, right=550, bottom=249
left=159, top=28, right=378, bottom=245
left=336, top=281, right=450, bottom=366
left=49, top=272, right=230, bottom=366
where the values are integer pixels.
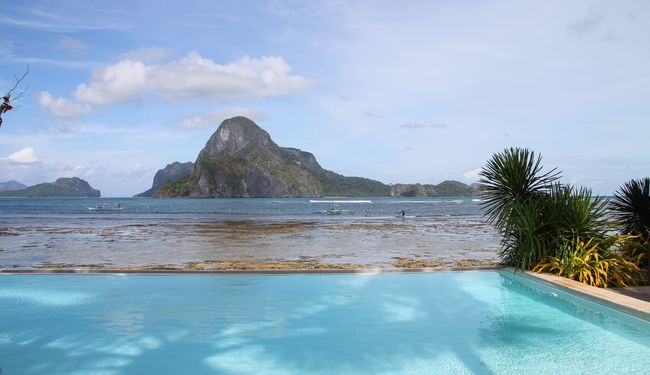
left=504, top=268, right=650, bottom=321
left=0, top=266, right=500, bottom=275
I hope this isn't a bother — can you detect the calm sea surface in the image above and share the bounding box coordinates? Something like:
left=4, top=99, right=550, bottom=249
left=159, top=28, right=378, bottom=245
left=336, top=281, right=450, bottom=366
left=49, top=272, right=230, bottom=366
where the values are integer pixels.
left=0, top=197, right=500, bottom=268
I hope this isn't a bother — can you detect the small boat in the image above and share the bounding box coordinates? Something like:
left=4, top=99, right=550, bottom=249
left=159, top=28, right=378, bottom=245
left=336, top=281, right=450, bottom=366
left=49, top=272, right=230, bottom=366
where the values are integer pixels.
left=87, top=202, right=124, bottom=211
left=326, top=203, right=342, bottom=215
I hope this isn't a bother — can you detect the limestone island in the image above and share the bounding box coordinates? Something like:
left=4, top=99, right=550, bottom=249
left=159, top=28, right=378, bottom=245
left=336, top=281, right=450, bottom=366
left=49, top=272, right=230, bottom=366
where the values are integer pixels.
left=137, top=116, right=479, bottom=198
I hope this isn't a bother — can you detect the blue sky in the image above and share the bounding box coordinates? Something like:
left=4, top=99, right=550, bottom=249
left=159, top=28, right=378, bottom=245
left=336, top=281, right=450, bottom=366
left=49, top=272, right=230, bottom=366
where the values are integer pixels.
left=1, top=0, right=648, bottom=196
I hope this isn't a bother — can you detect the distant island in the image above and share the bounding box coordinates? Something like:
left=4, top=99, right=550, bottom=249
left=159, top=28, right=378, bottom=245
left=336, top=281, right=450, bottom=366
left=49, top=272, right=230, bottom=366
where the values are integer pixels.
left=138, top=116, right=478, bottom=198
left=0, top=180, right=27, bottom=193
left=0, top=177, right=100, bottom=197
left=390, top=182, right=480, bottom=197
left=134, top=162, right=194, bottom=198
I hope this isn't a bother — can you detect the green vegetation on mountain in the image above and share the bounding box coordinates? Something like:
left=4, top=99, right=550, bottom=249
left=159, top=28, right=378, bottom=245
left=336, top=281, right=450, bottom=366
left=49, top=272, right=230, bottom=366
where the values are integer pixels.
left=0, top=177, right=100, bottom=197
left=389, top=181, right=477, bottom=197
left=155, top=173, right=197, bottom=197
left=433, top=180, right=474, bottom=196
left=280, top=147, right=390, bottom=196
left=135, top=162, right=193, bottom=197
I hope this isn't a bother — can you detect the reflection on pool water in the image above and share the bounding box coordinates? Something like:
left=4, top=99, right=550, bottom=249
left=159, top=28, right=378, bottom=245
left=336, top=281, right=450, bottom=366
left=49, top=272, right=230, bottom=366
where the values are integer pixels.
left=0, top=271, right=648, bottom=374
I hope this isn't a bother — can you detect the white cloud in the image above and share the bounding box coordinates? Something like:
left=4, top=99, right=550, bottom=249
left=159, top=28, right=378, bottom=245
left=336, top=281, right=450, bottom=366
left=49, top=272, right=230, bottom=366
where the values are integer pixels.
left=38, top=91, right=93, bottom=118
left=56, top=37, right=90, bottom=53
left=2, top=56, right=99, bottom=69
left=0, top=11, right=131, bottom=33
left=181, top=108, right=270, bottom=130
left=463, top=168, right=482, bottom=181
left=3, top=147, right=38, bottom=163
left=36, top=52, right=311, bottom=119
left=74, top=60, right=148, bottom=105
left=121, top=47, right=173, bottom=62
left=148, top=52, right=312, bottom=101
left=71, top=52, right=311, bottom=105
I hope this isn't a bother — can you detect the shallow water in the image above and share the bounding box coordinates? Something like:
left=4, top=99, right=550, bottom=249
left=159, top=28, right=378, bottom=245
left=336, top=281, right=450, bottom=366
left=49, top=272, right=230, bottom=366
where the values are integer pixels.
left=0, top=197, right=500, bottom=268
left=0, top=271, right=648, bottom=374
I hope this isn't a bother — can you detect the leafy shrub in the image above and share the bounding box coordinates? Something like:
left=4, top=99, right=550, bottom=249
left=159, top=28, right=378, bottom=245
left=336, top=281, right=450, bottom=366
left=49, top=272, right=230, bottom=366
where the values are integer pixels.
left=610, top=177, right=650, bottom=282
left=479, top=148, right=606, bottom=270
left=479, top=148, right=560, bottom=269
left=533, top=236, right=643, bottom=288
left=611, top=178, right=650, bottom=239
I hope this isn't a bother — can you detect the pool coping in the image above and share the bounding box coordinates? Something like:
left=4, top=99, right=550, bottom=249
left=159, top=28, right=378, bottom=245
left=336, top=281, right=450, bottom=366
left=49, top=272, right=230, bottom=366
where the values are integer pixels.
left=0, top=266, right=500, bottom=275
left=506, top=268, right=650, bottom=321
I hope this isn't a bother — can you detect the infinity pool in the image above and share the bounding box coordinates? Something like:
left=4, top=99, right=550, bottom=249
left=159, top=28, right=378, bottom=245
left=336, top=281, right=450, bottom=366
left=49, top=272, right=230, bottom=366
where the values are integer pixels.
left=1, top=271, right=648, bottom=374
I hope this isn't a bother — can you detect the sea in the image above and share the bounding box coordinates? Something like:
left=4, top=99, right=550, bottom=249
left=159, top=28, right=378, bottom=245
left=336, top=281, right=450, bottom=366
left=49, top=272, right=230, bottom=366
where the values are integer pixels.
left=0, top=197, right=500, bottom=269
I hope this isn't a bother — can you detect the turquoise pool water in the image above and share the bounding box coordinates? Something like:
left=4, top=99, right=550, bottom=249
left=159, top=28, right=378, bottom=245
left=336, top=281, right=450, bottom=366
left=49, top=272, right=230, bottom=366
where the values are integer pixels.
left=0, top=271, right=648, bottom=374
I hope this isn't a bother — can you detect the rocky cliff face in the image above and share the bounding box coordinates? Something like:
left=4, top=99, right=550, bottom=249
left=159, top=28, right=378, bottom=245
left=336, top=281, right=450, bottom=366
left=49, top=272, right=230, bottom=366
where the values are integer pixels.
left=0, top=177, right=100, bottom=197
left=390, top=183, right=437, bottom=197
left=151, top=116, right=478, bottom=198
left=134, top=162, right=194, bottom=197
left=187, top=117, right=322, bottom=197
left=156, top=116, right=389, bottom=198
left=390, top=180, right=476, bottom=197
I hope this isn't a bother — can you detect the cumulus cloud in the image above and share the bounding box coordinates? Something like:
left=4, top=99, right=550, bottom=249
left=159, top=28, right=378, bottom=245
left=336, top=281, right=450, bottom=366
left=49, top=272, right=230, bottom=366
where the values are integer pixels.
left=74, top=52, right=310, bottom=105
left=2, top=147, right=38, bottom=163
left=38, top=52, right=311, bottom=118
left=56, top=37, right=90, bottom=53
left=121, top=47, right=173, bottom=62
left=148, top=53, right=312, bottom=101
left=181, top=108, right=269, bottom=130
left=73, top=59, right=148, bottom=105
left=462, top=168, right=482, bottom=181
left=38, top=91, right=93, bottom=118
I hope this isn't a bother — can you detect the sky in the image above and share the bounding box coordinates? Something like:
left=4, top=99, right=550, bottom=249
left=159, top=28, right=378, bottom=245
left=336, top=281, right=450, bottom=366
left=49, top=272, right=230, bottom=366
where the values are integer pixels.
left=0, top=0, right=648, bottom=197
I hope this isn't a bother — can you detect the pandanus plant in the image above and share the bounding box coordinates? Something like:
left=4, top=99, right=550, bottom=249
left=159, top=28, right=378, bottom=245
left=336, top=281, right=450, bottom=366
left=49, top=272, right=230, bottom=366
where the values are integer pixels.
left=478, top=148, right=560, bottom=270
left=479, top=147, right=607, bottom=271
left=610, top=178, right=650, bottom=283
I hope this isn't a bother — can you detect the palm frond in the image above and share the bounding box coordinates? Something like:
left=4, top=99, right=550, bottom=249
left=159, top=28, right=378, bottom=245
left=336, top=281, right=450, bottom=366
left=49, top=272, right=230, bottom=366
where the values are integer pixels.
left=611, top=177, right=650, bottom=240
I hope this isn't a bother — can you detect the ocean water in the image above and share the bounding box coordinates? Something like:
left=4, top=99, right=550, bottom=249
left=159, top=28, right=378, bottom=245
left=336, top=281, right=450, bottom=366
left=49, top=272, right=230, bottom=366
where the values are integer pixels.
left=0, top=196, right=482, bottom=218
left=0, top=197, right=500, bottom=268
left=0, top=271, right=648, bottom=374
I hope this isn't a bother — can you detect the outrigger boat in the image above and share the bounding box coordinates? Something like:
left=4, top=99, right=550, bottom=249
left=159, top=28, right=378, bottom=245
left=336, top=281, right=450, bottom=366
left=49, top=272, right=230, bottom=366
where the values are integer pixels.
left=87, top=202, right=124, bottom=211
left=326, top=203, right=342, bottom=215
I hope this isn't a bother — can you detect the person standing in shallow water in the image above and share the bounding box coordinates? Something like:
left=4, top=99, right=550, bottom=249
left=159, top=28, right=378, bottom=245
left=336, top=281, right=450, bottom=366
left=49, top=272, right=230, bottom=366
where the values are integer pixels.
left=401, top=210, right=406, bottom=220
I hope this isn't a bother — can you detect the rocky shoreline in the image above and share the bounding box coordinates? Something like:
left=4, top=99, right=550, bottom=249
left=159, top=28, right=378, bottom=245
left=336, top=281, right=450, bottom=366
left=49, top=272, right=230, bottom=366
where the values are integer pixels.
left=0, top=258, right=500, bottom=273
